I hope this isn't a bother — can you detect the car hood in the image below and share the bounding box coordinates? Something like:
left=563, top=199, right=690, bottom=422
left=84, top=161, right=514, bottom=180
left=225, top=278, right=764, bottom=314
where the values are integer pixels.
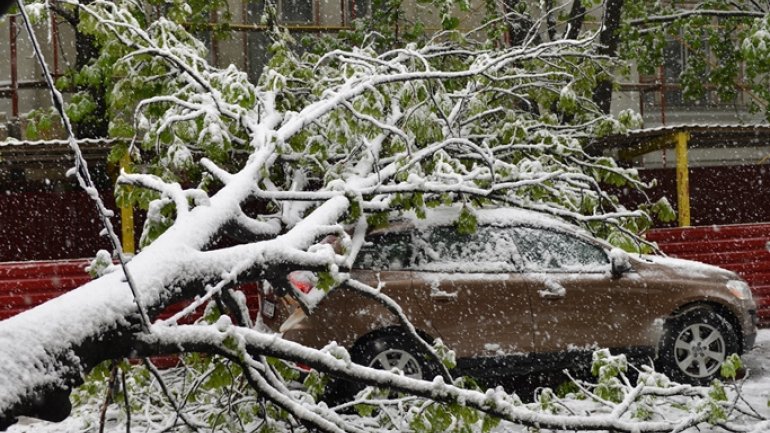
left=638, top=254, right=738, bottom=282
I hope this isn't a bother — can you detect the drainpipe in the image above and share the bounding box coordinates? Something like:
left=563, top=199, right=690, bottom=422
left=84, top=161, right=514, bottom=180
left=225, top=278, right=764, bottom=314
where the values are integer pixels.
left=10, top=15, right=19, bottom=121
left=675, top=131, right=691, bottom=227
left=120, top=153, right=136, bottom=254
left=51, top=9, right=59, bottom=76
left=210, top=9, right=219, bottom=66
left=7, top=14, right=22, bottom=139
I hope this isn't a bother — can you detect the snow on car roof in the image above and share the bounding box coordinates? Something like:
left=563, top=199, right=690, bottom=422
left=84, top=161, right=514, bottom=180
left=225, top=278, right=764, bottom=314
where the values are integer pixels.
left=393, top=206, right=582, bottom=233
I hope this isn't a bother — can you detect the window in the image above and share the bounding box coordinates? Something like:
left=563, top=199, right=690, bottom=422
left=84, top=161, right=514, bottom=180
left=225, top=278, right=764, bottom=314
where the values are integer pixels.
left=354, top=232, right=412, bottom=271
left=349, top=0, right=370, bottom=20
left=410, top=226, right=520, bottom=273
left=280, top=0, right=314, bottom=24
left=642, top=36, right=747, bottom=110
left=512, top=227, right=608, bottom=272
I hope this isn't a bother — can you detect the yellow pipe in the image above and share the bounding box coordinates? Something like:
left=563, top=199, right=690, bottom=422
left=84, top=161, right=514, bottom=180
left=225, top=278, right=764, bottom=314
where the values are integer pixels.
left=675, top=131, right=691, bottom=227
left=120, top=153, right=135, bottom=254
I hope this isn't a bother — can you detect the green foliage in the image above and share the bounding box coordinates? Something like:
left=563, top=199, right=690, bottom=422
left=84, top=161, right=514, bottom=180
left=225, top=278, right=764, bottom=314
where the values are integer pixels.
left=619, top=1, right=770, bottom=120
left=19, top=0, right=755, bottom=431
left=536, top=387, right=557, bottom=413
left=22, top=109, right=56, bottom=140
left=266, top=356, right=301, bottom=383
left=555, top=380, right=582, bottom=399
left=591, top=349, right=627, bottom=403
left=703, top=380, right=729, bottom=424
left=86, top=249, right=113, bottom=278
left=303, top=370, right=328, bottom=401
left=367, top=211, right=390, bottom=229
left=39, top=0, right=657, bottom=247
left=315, top=271, right=336, bottom=292
left=720, top=353, right=743, bottom=380
left=633, top=398, right=654, bottom=421
left=650, top=197, right=677, bottom=223
left=432, top=338, right=456, bottom=369
left=409, top=400, right=493, bottom=433
left=455, top=206, right=478, bottom=235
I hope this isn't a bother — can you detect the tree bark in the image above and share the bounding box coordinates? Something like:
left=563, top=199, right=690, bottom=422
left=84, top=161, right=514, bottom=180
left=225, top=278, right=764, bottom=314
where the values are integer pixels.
left=593, top=0, right=625, bottom=114
left=502, top=0, right=538, bottom=46
left=73, top=7, right=109, bottom=138
left=0, top=191, right=349, bottom=428
left=545, top=0, right=556, bottom=41
left=564, top=0, right=586, bottom=40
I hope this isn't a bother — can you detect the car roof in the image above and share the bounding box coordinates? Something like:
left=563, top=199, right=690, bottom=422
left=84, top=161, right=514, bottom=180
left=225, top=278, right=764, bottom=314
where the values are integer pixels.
left=370, top=206, right=587, bottom=236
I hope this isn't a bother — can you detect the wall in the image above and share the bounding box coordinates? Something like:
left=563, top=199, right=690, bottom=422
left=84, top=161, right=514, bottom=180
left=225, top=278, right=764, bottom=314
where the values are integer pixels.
left=617, top=163, right=770, bottom=227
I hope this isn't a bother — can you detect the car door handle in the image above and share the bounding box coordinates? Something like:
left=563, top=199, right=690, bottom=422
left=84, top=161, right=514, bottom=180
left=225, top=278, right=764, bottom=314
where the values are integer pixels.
left=430, top=291, right=458, bottom=301
left=538, top=289, right=565, bottom=300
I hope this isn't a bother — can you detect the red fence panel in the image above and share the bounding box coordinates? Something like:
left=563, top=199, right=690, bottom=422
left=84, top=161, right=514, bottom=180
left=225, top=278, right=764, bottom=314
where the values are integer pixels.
left=0, top=259, right=93, bottom=320
left=647, top=223, right=770, bottom=327
left=0, top=259, right=263, bottom=359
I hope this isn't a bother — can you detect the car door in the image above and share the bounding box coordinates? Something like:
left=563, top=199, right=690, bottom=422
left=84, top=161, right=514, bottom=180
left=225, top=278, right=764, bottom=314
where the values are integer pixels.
left=512, top=226, right=650, bottom=354
left=408, top=226, right=535, bottom=360
left=352, top=231, right=422, bottom=330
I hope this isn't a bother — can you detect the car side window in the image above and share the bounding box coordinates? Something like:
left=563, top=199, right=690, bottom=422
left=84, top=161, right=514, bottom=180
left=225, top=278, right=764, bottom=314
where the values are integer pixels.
left=410, top=226, right=519, bottom=272
left=354, top=233, right=412, bottom=271
left=512, top=226, right=609, bottom=272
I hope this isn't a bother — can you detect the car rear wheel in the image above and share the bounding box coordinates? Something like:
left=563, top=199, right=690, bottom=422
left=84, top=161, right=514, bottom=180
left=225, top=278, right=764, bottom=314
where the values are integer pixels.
left=368, top=348, right=424, bottom=379
left=659, top=308, right=739, bottom=384
left=357, top=334, right=438, bottom=381
left=322, top=332, right=438, bottom=406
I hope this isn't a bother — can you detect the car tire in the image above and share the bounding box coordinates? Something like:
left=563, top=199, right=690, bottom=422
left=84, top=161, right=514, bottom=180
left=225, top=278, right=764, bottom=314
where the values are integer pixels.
left=658, top=307, right=739, bottom=384
left=322, top=332, right=438, bottom=406
left=355, top=333, right=440, bottom=381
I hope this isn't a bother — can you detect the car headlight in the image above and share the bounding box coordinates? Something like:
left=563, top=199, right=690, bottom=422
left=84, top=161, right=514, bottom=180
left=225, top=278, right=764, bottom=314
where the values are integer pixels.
left=726, top=280, right=753, bottom=301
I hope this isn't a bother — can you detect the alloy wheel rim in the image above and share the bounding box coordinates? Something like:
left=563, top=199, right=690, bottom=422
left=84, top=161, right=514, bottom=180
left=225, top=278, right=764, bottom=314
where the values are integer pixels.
left=673, top=323, right=726, bottom=378
left=370, top=349, right=423, bottom=379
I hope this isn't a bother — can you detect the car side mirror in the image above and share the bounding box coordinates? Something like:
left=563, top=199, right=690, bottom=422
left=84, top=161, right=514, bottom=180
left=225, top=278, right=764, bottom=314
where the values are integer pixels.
left=609, top=248, right=632, bottom=279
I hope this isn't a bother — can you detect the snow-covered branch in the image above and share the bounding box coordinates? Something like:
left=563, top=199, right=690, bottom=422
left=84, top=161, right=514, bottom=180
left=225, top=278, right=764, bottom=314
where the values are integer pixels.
left=0, top=0, right=665, bottom=427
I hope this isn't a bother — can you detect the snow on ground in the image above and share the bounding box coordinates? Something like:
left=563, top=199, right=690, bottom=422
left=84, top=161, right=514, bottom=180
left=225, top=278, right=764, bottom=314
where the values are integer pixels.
left=9, top=329, right=770, bottom=432
left=733, top=328, right=770, bottom=418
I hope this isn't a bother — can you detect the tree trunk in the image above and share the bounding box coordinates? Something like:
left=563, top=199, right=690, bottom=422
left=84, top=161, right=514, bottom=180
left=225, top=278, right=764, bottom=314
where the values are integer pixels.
left=0, top=190, right=349, bottom=428
left=593, top=0, right=624, bottom=114
left=74, top=7, right=108, bottom=138
left=564, top=0, right=586, bottom=40
left=502, top=0, right=538, bottom=46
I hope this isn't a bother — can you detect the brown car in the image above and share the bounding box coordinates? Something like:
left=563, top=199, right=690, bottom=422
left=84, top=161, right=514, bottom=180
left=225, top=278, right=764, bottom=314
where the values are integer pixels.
left=273, top=207, right=758, bottom=385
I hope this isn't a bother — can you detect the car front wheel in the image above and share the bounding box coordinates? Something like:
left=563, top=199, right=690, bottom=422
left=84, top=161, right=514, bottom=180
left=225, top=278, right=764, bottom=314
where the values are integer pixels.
left=659, top=308, right=739, bottom=384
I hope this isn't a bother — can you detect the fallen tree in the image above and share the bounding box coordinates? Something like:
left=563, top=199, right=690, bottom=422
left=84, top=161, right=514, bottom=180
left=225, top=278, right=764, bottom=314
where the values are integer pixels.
left=2, top=1, right=750, bottom=431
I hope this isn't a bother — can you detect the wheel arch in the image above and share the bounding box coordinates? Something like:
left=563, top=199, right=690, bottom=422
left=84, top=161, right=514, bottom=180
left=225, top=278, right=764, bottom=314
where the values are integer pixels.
left=349, top=325, right=436, bottom=362
left=666, top=301, right=744, bottom=354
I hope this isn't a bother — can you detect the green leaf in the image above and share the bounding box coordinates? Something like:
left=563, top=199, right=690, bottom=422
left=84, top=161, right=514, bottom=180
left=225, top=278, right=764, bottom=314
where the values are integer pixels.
left=481, top=413, right=501, bottom=432
left=355, top=403, right=375, bottom=417
left=302, top=370, right=328, bottom=400
left=316, top=271, right=336, bottom=292
left=720, top=353, right=742, bottom=380
left=709, top=380, right=728, bottom=402
left=455, top=206, right=477, bottom=235
left=442, top=16, right=460, bottom=30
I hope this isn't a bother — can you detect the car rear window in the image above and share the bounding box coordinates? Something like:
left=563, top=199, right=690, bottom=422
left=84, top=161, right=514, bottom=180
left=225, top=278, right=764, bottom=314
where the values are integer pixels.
left=354, top=232, right=413, bottom=270
left=410, top=226, right=520, bottom=273
left=512, top=227, right=608, bottom=272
